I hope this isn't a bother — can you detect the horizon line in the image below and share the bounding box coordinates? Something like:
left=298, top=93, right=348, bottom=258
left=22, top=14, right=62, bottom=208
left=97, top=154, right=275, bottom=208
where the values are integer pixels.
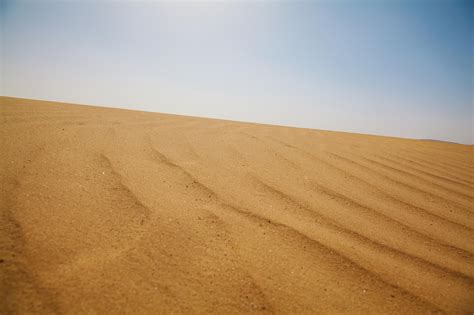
left=2, top=94, right=471, bottom=146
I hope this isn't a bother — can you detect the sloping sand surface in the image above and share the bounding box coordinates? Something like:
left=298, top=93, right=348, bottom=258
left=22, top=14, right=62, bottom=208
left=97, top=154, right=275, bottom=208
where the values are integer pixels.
left=1, top=96, right=473, bottom=314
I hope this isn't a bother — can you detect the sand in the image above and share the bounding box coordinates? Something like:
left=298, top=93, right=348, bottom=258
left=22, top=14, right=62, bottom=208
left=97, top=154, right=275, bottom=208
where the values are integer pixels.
left=1, top=96, right=473, bottom=314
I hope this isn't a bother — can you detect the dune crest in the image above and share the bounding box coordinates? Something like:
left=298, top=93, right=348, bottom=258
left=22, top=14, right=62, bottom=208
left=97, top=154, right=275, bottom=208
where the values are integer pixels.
left=1, top=96, right=473, bottom=314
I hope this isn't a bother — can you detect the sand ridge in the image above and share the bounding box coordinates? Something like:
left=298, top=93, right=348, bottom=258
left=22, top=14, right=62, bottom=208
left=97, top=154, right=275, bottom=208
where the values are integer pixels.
left=1, top=96, right=473, bottom=313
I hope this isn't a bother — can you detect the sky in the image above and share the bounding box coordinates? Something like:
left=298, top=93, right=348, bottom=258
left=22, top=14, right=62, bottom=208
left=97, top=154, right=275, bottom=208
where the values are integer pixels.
left=1, top=0, right=473, bottom=144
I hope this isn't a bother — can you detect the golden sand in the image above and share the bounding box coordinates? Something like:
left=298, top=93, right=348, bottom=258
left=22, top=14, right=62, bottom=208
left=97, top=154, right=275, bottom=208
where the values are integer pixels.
left=1, top=96, right=473, bottom=313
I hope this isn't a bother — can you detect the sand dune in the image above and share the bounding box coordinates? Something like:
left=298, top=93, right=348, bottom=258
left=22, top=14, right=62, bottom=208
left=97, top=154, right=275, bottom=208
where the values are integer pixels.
left=1, top=96, right=473, bottom=314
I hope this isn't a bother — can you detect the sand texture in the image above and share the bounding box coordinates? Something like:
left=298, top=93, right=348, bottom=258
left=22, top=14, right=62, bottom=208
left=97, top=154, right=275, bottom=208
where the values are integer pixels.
left=1, top=96, right=473, bottom=314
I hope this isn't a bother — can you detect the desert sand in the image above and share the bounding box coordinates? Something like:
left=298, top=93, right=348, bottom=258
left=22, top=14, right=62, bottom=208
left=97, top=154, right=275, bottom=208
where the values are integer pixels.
left=1, top=96, right=473, bottom=314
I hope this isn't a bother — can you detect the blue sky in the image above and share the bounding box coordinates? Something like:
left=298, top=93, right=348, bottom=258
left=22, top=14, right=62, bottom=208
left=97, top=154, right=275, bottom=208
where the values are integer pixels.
left=1, top=1, right=472, bottom=143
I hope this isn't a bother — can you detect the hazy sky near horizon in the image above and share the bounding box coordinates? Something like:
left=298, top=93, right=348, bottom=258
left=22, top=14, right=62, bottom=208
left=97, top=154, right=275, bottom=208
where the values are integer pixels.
left=1, top=1, right=473, bottom=143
